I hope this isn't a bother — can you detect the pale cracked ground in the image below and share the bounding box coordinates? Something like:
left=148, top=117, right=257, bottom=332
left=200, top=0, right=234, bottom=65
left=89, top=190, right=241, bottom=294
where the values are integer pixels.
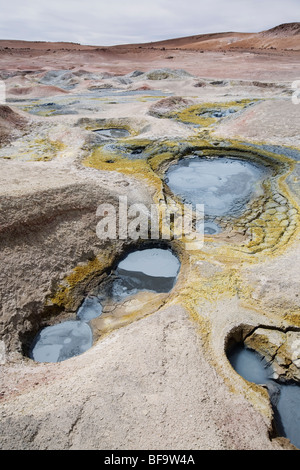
left=0, top=50, right=300, bottom=450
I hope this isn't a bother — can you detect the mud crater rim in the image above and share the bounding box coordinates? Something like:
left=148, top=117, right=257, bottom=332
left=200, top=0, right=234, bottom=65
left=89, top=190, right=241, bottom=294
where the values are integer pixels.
left=164, top=154, right=272, bottom=218
left=26, top=242, right=181, bottom=363
left=225, top=325, right=300, bottom=449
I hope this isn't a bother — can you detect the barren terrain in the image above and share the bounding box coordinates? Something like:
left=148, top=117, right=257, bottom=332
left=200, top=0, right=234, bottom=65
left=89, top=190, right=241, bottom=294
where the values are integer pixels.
left=0, top=23, right=300, bottom=450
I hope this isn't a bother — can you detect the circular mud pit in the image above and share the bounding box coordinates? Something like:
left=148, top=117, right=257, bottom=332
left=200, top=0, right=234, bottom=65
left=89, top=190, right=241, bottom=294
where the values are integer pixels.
left=165, top=156, right=268, bottom=218
left=111, top=247, right=181, bottom=300
left=30, top=320, right=93, bottom=363
left=29, top=247, right=180, bottom=363
left=202, top=221, right=221, bottom=235
left=92, top=128, right=130, bottom=139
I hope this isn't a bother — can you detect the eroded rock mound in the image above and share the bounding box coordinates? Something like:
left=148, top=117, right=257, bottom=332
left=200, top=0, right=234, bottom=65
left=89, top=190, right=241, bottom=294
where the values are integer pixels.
left=0, top=105, right=28, bottom=145
left=148, top=96, right=194, bottom=117
left=145, top=68, right=193, bottom=80
left=7, top=85, right=69, bottom=99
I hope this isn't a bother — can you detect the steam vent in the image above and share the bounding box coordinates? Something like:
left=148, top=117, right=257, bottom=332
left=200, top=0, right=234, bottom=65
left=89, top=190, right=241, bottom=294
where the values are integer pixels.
left=1, top=23, right=300, bottom=450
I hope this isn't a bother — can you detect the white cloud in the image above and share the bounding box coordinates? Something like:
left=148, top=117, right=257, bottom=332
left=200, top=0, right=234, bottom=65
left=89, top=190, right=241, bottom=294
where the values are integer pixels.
left=0, top=0, right=299, bottom=45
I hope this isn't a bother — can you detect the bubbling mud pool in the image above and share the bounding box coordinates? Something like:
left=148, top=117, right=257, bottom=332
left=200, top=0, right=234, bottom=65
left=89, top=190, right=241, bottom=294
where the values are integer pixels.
left=111, top=247, right=181, bottom=300
left=30, top=321, right=93, bottom=363
left=29, top=247, right=180, bottom=363
left=165, top=155, right=268, bottom=218
left=92, top=128, right=130, bottom=139
left=227, top=342, right=300, bottom=449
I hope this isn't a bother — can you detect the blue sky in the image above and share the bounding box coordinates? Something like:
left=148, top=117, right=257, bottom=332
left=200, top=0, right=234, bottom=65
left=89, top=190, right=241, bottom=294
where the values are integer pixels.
left=0, top=0, right=299, bottom=45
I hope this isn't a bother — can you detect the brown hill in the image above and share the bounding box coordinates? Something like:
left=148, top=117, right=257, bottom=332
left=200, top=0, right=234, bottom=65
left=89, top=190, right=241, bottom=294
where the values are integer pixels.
left=0, top=40, right=95, bottom=50
left=260, top=22, right=300, bottom=37
left=0, top=23, right=299, bottom=79
left=226, top=22, right=300, bottom=51
left=113, top=22, right=300, bottom=52
left=0, top=105, right=28, bottom=145
left=1, top=23, right=299, bottom=54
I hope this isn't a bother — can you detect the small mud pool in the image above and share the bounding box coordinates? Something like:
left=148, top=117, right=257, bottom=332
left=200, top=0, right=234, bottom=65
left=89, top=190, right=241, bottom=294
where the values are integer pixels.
left=77, top=296, right=103, bottom=322
left=198, top=108, right=237, bottom=119
left=202, top=220, right=221, bottom=235
left=275, top=383, right=300, bottom=449
left=227, top=343, right=273, bottom=384
left=92, top=128, right=130, bottom=139
left=165, top=156, right=268, bottom=218
left=29, top=299, right=102, bottom=363
left=111, top=247, right=181, bottom=300
left=30, top=247, right=180, bottom=362
left=30, top=321, right=93, bottom=363
left=227, top=342, right=300, bottom=449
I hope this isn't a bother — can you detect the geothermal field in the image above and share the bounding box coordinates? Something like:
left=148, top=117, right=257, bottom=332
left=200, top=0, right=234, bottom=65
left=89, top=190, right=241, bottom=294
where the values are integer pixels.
left=0, top=22, right=300, bottom=450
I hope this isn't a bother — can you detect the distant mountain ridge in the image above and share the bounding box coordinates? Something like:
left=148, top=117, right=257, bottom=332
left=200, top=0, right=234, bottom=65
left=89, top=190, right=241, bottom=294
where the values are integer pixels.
left=111, top=22, right=300, bottom=51
left=261, top=22, right=300, bottom=36
left=0, top=22, right=299, bottom=51
left=136, top=22, right=300, bottom=51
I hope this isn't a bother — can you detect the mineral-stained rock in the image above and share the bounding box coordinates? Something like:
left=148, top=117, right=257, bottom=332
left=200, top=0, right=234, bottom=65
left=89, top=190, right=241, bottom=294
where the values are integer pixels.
left=245, top=328, right=300, bottom=382
left=148, top=96, right=194, bottom=118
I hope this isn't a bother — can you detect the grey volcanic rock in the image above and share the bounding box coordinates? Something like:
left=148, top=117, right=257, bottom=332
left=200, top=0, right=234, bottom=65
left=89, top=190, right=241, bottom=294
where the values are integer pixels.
left=148, top=96, right=194, bottom=117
